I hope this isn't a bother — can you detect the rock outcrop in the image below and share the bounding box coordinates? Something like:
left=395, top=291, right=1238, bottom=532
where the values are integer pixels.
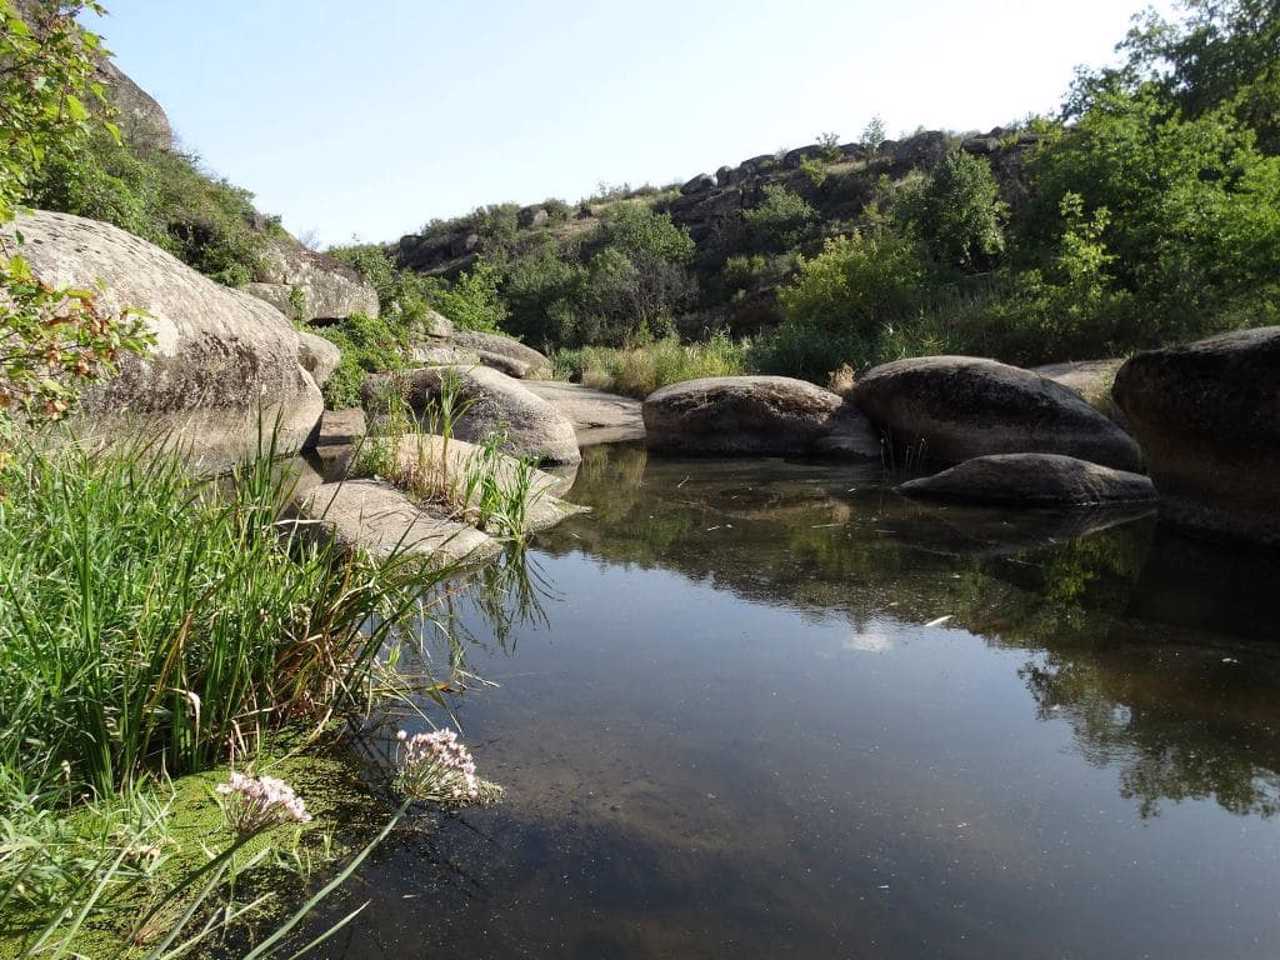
left=245, top=235, right=379, bottom=322
left=447, top=330, right=552, bottom=380
left=297, top=330, right=341, bottom=388
left=297, top=434, right=586, bottom=566
left=1113, top=327, right=1280, bottom=546
left=2, top=210, right=322, bottom=471
left=363, top=365, right=580, bottom=465
left=643, top=376, right=875, bottom=457
left=1033, top=358, right=1128, bottom=428
left=524, top=381, right=646, bottom=446
left=896, top=454, right=1156, bottom=506
left=853, top=356, right=1143, bottom=472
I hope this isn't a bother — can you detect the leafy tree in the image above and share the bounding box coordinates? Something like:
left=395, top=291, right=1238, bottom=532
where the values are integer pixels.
left=763, top=228, right=925, bottom=379
left=743, top=185, right=818, bottom=252
left=1120, top=0, right=1280, bottom=152
left=901, top=150, right=1007, bottom=272
left=1030, top=83, right=1280, bottom=332
left=0, top=0, right=151, bottom=422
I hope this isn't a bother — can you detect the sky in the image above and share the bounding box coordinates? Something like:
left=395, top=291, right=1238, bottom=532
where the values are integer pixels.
left=91, top=0, right=1179, bottom=247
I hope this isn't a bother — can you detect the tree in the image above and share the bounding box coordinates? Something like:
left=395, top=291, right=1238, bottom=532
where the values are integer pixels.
left=0, top=1, right=151, bottom=421
left=1030, top=83, right=1280, bottom=331
left=902, top=150, right=1007, bottom=272
left=1068, top=1, right=1280, bottom=153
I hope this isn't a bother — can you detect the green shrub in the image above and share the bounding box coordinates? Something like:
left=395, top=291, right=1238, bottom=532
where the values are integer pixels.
left=556, top=332, right=750, bottom=398
left=314, top=311, right=408, bottom=408
left=743, top=184, right=818, bottom=252
left=763, top=229, right=926, bottom=379
left=901, top=150, right=1007, bottom=272
left=27, top=128, right=269, bottom=287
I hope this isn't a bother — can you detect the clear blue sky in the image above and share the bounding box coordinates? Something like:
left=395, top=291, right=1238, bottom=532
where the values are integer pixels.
left=92, top=0, right=1176, bottom=247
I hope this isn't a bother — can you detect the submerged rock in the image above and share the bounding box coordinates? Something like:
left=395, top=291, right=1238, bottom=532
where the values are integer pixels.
left=896, top=453, right=1156, bottom=506
left=298, top=479, right=501, bottom=566
left=644, top=376, right=854, bottom=457
left=854, top=355, right=1142, bottom=472
left=363, top=365, right=581, bottom=465
left=1, top=210, right=322, bottom=472
left=1113, top=327, right=1280, bottom=547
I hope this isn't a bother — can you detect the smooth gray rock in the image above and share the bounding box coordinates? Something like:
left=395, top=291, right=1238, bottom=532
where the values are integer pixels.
left=643, top=376, right=844, bottom=456
left=363, top=365, right=580, bottom=465
left=1, top=210, right=322, bottom=472
left=449, top=330, right=551, bottom=379
left=246, top=235, right=378, bottom=322
left=854, top=356, right=1143, bottom=472
left=411, top=344, right=481, bottom=367
left=1113, top=327, right=1280, bottom=546
left=524, top=380, right=645, bottom=446
left=298, top=479, right=500, bottom=566
left=896, top=453, right=1156, bottom=506
left=297, top=330, right=341, bottom=388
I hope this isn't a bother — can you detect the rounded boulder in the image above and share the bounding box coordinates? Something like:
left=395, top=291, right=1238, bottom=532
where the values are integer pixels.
left=854, top=356, right=1142, bottom=472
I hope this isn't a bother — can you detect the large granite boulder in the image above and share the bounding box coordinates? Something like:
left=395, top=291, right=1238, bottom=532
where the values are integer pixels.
left=1, top=210, right=322, bottom=471
left=1113, top=327, right=1280, bottom=546
left=449, top=329, right=551, bottom=379
left=363, top=365, right=580, bottom=465
left=245, top=235, right=379, bottom=322
left=643, top=376, right=850, bottom=456
left=853, top=356, right=1142, bottom=472
left=11, top=1, right=172, bottom=149
left=1033, top=358, right=1128, bottom=427
left=896, top=454, right=1156, bottom=507
left=297, top=330, right=341, bottom=388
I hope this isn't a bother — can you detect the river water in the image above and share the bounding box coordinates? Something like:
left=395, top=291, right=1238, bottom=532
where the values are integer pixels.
left=314, top=443, right=1280, bottom=959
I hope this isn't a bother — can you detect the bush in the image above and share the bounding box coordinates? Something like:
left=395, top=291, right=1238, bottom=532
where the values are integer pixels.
left=314, top=311, right=408, bottom=408
left=762, top=229, right=926, bottom=379
left=554, top=332, right=750, bottom=398
left=27, top=128, right=270, bottom=287
left=901, top=149, right=1007, bottom=272
left=743, top=184, right=818, bottom=252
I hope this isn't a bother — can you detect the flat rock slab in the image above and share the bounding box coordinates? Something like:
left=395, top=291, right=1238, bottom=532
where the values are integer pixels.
left=449, top=330, right=552, bottom=380
left=524, top=381, right=646, bottom=446
left=300, top=479, right=501, bottom=567
left=316, top=408, right=366, bottom=447
left=896, top=453, right=1157, bottom=507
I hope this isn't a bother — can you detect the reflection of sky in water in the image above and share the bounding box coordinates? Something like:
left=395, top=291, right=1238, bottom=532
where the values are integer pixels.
left=309, top=447, right=1280, bottom=960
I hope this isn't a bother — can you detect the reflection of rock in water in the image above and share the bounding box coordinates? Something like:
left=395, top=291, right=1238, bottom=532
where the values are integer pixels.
left=892, top=500, right=1157, bottom=559
left=1124, top=524, right=1280, bottom=642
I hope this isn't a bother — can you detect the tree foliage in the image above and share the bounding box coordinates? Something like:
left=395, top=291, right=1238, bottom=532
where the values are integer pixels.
left=1, top=1, right=152, bottom=422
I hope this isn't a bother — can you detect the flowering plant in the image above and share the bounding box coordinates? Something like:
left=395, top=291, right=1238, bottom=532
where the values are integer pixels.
left=215, top=772, right=313, bottom=835
left=394, top=728, right=503, bottom=807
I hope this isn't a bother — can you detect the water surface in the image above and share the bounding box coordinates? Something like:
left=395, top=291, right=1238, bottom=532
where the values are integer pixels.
left=316, top=444, right=1280, bottom=959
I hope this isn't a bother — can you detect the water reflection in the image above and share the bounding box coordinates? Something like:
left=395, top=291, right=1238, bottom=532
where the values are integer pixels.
left=311, top=443, right=1280, bottom=959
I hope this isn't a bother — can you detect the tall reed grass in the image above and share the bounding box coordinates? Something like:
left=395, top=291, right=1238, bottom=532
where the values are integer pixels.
left=0, top=430, right=449, bottom=800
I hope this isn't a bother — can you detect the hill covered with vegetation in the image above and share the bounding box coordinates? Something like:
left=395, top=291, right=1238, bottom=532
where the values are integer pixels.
left=20, top=0, right=1280, bottom=401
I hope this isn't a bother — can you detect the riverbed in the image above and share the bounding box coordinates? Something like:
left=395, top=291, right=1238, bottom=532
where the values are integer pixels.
left=312, top=443, right=1280, bottom=959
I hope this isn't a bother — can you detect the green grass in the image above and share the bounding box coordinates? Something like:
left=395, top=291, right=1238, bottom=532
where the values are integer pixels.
left=0, top=430, right=442, bottom=799
left=0, top=427, right=471, bottom=956
left=553, top=332, right=751, bottom=398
